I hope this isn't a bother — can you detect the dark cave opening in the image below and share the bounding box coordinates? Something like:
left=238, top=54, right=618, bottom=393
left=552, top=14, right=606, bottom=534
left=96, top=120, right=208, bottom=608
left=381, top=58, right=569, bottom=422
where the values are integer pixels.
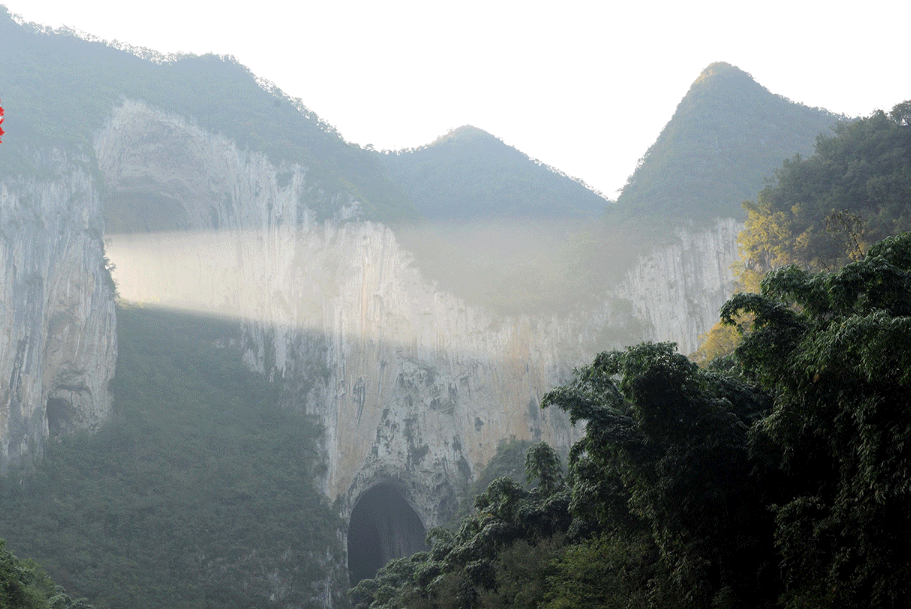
left=46, top=397, right=74, bottom=438
left=347, top=483, right=429, bottom=587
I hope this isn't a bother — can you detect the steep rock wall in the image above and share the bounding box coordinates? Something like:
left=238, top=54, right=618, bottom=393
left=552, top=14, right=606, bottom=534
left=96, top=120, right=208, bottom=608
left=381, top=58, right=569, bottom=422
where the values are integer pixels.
left=100, top=102, right=744, bottom=533
left=617, top=219, right=743, bottom=354
left=0, top=152, right=117, bottom=473
left=99, top=102, right=581, bottom=527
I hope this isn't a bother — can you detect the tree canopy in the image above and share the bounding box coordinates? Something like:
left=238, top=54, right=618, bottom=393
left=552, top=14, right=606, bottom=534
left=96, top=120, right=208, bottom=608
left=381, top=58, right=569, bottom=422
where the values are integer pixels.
left=721, top=232, right=911, bottom=608
left=1, top=538, right=93, bottom=609
left=738, top=100, right=911, bottom=289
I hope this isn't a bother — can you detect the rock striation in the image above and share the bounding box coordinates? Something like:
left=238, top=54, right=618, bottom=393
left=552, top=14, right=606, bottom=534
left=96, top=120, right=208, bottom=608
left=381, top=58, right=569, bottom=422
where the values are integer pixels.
left=616, top=218, right=742, bottom=352
left=0, top=151, right=117, bottom=474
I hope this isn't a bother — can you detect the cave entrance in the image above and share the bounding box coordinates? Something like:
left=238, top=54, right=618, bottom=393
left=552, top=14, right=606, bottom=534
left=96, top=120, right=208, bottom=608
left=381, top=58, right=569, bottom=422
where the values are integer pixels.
left=347, top=483, right=429, bottom=587
left=46, top=397, right=75, bottom=438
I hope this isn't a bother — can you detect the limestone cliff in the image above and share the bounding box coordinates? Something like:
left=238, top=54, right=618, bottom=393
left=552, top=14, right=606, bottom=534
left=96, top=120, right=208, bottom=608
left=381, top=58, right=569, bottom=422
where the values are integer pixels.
left=0, top=98, right=744, bottom=604
left=99, top=102, right=582, bottom=528
left=616, top=218, right=742, bottom=353
left=0, top=151, right=117, bottom=474
left=100, top=101, right=742, bottom=530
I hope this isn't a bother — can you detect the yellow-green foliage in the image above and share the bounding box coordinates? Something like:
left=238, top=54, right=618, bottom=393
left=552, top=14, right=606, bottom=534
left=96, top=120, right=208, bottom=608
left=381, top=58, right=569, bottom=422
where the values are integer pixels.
left=690, top=317, right=744, bottom=366
left=738, top=100, right=911, bottom=282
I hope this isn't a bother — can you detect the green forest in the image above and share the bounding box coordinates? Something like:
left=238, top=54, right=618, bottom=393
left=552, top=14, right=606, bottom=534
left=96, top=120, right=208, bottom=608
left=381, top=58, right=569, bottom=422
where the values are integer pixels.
left=348, top=103, right=911, bottom=609
left=0, top=308, right=344, bottom=609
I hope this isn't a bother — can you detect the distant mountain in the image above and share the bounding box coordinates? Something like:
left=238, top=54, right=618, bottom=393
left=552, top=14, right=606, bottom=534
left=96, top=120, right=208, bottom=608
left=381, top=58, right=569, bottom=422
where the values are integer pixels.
left=0, top=6, right=417, bottom=224
left=614, top=62, right=842, bottom=222
left=379, top=125, right=610, bottom=220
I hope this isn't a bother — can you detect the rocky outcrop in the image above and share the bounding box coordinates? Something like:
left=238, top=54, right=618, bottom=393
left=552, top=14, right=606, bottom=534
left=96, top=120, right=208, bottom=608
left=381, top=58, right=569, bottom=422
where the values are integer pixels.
left=0, top=152, right=117, bottom=474
left=0, top=98, right=742, bottom=535
left=0, top=98, right=744, bottom=604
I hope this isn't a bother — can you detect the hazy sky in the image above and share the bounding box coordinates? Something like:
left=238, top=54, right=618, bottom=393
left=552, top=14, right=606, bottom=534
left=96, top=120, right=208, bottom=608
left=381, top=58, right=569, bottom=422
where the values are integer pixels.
left=4, top=0, right=908, bottom=197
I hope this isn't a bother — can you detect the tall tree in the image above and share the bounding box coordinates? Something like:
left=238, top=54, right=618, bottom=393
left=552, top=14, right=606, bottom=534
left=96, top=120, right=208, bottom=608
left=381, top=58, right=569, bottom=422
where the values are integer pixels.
left=722, top=232, right=911, bottom=608
left=542, top=342, right=775, bottom=608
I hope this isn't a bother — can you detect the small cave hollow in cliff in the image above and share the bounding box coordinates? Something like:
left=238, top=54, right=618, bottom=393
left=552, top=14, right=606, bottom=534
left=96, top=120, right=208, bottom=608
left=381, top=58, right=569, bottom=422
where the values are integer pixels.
left=46, top=397, right=75, bottom=438
left=347, top=482, right=429, bottom=587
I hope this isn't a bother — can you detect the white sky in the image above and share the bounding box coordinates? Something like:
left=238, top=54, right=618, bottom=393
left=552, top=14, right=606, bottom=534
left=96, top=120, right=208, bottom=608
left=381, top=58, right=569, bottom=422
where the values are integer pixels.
left=4, top=0, right=909, bottom=197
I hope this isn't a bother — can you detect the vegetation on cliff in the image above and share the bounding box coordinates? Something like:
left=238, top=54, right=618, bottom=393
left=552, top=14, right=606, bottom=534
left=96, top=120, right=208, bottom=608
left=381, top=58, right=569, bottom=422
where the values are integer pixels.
left=351, top=231, right=911, bottom=609
left=738, top=99, right=911, bottom=288
left=694, top=98, right=911, bottom=363
left=1, top=539, right=93, bottom=609
left=0, top=306, right=343, bottom=609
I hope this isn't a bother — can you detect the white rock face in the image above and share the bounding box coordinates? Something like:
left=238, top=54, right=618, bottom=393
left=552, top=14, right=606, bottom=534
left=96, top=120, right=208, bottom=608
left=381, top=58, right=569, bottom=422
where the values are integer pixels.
left=100, top=101, right=744, bottom=531
left=0, top=100, right=743, bottom=524
left=617, top=219, right=743, bottom=353
left=99, top=102, right=582, bottom=527
left=0, top=152, right=117, bottom=473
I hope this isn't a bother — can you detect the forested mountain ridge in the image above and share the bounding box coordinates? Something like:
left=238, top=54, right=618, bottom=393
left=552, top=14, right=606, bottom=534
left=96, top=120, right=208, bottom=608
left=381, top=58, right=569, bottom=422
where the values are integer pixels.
left=0, top=6, right=605, bottom=226
left=378, top=125, right=609, bottom=220
left=614, top=62, right=842, bottom=222
left=0, top=6, right=844, bottom=230
left=0, top=6, right=417, bottom=224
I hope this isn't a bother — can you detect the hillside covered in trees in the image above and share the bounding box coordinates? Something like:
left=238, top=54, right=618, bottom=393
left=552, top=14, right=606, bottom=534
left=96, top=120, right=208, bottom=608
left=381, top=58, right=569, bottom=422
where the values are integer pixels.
left=614, top=62, right=841, bottom=223
left=0, top=308, right=345, bottom=609
left=378, top=125, right=608, bottom=221
left=694, top=98, right=911, bottom=364
left=739, top=101, right=911, bottom=284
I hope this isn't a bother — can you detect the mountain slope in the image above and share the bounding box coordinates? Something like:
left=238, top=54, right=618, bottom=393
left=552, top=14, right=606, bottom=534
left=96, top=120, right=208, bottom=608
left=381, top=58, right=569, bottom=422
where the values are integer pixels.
left=614, top=62, right=841, bottom=222
left=379, top=125, right=609, bottom=220
left=0, top=6, right=416, bottom=224
left=0, top=306, right=345, bottom=609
